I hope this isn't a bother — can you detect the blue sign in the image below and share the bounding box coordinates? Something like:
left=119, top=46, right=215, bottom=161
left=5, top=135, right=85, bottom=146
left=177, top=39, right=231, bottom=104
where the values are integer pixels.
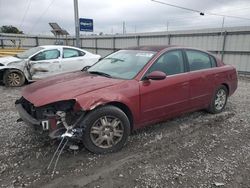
left=79, top=18, right=93, bottom=32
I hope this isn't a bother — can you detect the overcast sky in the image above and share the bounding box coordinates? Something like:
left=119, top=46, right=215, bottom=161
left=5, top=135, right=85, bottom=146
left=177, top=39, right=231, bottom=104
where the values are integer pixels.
left=0, top=0, right=250, bottom=35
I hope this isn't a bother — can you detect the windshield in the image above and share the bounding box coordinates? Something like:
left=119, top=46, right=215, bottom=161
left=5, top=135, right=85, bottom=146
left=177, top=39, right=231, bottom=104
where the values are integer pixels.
left=88, top=50, right=156, bottom=79
left=16, top=46, right=44, bottom=59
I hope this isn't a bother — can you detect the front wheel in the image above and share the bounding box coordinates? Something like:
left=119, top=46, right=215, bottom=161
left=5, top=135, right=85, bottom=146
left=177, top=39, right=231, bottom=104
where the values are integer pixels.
left=81, top=105, right=130, bottom=154
left=3, top=70, right=26, bottom=87
left=208, top=85, right=228, bottom=114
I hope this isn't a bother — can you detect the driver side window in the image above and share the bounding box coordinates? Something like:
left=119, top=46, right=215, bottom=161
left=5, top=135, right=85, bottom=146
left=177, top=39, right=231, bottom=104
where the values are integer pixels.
left=148, top=50, right=185, bottom=76
left=32, top=49, right=60, bottom=61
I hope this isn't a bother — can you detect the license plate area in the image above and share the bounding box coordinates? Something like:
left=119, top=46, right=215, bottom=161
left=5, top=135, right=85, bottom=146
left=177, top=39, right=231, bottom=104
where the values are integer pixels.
left=41, top=120, right=49, bottom=130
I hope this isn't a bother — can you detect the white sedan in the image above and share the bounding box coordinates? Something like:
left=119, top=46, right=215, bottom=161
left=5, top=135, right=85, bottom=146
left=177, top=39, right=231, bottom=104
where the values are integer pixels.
left=0, top=45, right=101, bottom=86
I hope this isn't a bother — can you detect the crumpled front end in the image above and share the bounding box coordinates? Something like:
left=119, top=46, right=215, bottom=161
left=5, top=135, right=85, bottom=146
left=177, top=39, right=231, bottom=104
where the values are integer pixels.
left=15, top=97, right=85, bottom=139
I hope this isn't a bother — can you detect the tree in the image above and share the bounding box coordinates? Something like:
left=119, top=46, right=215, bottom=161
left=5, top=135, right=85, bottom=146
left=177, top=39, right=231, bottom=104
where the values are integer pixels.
left=0, top=25, right=23, bottom=34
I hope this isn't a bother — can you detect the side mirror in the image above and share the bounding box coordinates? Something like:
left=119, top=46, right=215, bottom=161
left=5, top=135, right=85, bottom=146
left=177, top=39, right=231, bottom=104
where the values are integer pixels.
left=145, top=71, right=166, bottom=80
left=82, top=66, right=91, bottom=71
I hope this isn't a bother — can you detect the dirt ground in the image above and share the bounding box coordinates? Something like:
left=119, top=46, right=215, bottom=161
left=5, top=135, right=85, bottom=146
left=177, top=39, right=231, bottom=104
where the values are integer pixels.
left=0, top=78, right=250, bottom=188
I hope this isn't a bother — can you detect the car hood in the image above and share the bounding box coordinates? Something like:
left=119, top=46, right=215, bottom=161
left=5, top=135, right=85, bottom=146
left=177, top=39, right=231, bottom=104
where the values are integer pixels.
left=22, top=71, right=125, bottom=107
left=0, top=56, right=22, bottom=65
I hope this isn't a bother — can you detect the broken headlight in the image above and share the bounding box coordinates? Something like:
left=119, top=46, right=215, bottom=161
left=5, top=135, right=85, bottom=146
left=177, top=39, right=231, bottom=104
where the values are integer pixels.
left=36, top=99, right=77, bottom=118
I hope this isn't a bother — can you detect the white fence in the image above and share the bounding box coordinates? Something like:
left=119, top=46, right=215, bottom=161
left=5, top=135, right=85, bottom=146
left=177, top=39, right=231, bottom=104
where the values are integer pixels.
left=1, top=26, right=250, bottom=73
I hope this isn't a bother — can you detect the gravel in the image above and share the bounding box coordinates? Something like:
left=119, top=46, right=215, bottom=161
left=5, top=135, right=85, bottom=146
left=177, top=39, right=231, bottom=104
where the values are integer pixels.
left=0, top=78, right=250, bottom=188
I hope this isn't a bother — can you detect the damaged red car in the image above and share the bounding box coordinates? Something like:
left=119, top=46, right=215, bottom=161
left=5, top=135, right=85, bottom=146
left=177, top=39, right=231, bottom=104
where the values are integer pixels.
left=15, top=46, right=238, bottom=154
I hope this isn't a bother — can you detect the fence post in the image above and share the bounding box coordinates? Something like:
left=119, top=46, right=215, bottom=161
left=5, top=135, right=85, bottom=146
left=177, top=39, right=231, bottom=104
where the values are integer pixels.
left=221, top=31, right=227, bottom=61
left=95, top=38, right=98, bottom=54
left=137, top=36, right=140, bottom=47
left=0, top=39, right=3, bottom=49
left=35, top=36, right=39, bottom=47
left=168, top=34, right=171, bottom=45
left=113, top=37, right=116, bottom=52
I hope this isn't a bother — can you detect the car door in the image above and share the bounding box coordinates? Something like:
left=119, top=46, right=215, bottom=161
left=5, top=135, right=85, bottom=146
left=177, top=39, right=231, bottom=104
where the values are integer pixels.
left=61, top=48, right=86, bottom=73
left=29, top=49, right=61, bottom=80
left=184, top=50, right=217, bottom=109
left=139, top=50, right=190, bottom=124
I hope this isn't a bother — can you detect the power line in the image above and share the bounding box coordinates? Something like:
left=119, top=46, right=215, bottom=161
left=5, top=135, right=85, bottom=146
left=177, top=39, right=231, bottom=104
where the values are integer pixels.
left=151, top=0, right=205, bottom=15
left=29, top=0, right=57, bottom=33
left=151, top=0, right=250, bottom=20
left=19, top=0, right=32, bottom=29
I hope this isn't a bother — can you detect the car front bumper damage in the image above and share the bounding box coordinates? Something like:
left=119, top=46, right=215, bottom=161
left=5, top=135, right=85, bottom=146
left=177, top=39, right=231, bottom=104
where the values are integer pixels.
left=15, top=98, right=85, bottom=140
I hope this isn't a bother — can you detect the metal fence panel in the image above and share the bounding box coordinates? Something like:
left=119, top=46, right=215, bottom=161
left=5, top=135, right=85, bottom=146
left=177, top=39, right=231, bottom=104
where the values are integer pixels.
left=225, top=34, right=250, bottom=51
left=1, top=26, right=250, bottom=73
left=140, top=36, right=169, bottom=46
left=223, top=54, right=250, bottom=72
left=115, top=37, right=137, bottom=48
left=97, top=38, right=113, bottom=48
left=82, top=39, right=95, bottom=48
left=171, top=35, right=222, bottom=51
left=38, top=38, right=57, bottom=46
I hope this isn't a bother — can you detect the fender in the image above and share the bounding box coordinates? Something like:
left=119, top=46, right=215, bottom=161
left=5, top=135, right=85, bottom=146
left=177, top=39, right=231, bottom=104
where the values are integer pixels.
left=0, top=61, right=31, bottom=81
left=74, top=83, right=141, bottom=125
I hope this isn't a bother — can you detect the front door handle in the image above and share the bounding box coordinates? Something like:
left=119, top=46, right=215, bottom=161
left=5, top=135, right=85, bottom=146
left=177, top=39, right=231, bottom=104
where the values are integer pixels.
left=52, top=61, right=60, bottom=63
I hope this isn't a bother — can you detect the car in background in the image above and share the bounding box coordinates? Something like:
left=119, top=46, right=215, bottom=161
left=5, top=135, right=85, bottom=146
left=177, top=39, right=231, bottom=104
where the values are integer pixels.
left=0, top=45, right=101, bottom=86
left=15, top=45, right=238, bottom=154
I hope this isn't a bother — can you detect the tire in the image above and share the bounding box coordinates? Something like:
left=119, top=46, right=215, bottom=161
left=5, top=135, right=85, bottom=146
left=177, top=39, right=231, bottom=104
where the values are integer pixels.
left=3, top=69, right=26, bottom=87
left=81, top=105, right=130, bottom=154
left=207, top=85, right=228, bottom=114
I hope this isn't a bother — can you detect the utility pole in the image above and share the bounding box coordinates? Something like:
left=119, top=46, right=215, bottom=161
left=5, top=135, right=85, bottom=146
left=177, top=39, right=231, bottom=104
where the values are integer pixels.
left=74, top=0, right=80, bottom=47
left=221, top=16, right=225, bottom=32
left=122, top=21, right=126, bottom=34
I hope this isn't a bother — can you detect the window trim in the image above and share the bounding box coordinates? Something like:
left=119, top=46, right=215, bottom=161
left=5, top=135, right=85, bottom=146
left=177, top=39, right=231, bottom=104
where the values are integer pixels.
left=184, top=49, right=215, bottom=72
left=62, top=48, right=85, bottom=59
left=141, top=49, right=187, bottom=80
left=31, top=49, right=60, bottom=61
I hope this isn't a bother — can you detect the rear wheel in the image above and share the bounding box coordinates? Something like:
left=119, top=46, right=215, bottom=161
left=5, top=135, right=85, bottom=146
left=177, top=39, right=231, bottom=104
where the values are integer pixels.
left=3, top=70, right=26, bottom=87
left=81, top=105, right=130, bottom=154
left=208, top=85, right=228, bottom=114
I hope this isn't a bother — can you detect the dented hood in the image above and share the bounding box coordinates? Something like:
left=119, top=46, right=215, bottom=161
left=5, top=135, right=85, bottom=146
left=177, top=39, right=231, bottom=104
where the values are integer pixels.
left=0, top=56, right=22, bottom=66
left=22, top=71, right=124, bottom=107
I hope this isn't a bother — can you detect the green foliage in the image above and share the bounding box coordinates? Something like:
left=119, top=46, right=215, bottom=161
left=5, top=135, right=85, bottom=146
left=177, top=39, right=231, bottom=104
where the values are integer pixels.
left=0, top=25, right=23, bottom=34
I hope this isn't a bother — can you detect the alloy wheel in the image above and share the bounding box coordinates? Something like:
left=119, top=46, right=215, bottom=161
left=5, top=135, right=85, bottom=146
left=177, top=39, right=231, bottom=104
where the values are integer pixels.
left=90, top=116, right=124, bottom=149
left=7, top=72, right=21, bottom=86
left=214, top=89, right=227, bottom=111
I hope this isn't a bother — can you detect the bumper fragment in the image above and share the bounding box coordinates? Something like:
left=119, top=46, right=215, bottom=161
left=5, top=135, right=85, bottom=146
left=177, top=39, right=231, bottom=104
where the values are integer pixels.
left=15, top=103, right=40, bottom=125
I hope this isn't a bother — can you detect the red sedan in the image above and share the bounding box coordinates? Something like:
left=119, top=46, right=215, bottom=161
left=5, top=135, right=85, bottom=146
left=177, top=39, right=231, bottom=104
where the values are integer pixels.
left=16, top=46, right=238, bottom=154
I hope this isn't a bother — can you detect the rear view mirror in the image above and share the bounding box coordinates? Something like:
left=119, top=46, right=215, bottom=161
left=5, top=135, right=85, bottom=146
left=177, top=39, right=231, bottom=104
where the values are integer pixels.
left=145, top=71, right=166, bottom=80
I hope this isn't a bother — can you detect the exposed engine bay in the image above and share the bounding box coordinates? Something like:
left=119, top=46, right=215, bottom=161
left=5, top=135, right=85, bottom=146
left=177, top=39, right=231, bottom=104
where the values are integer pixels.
left=15, top=97, right=86, bottom=140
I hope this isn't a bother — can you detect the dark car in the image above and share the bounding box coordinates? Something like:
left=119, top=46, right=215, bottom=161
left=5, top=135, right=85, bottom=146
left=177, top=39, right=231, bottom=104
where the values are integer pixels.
left=15, top=45, right=238, bottom=154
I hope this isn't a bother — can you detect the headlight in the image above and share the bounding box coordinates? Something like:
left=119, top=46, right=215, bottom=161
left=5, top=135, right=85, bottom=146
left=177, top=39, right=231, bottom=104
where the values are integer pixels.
left=0, top=63, right=4, bottom=66
left=7, top=61, right=23, bottom=66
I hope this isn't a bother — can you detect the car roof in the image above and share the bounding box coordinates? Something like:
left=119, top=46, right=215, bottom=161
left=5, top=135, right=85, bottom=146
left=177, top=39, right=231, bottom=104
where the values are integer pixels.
left=39, top=45, right=83, bottom=50
left=126, top=45, right=177, bottom=52
left=125, top=45, right=215, bottom=56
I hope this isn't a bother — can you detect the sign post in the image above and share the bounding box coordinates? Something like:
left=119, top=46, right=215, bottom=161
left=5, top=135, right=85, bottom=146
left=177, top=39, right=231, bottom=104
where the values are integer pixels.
left=73, top=0, right=80, bottom=47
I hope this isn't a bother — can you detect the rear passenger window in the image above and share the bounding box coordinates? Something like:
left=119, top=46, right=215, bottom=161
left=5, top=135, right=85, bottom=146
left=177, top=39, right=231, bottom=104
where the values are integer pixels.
left=186, top=50, right=213, bottom=71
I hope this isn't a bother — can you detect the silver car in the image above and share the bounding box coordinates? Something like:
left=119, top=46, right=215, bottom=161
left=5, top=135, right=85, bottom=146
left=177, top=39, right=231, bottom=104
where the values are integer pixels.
left=0, top=45, right=101, bottom=86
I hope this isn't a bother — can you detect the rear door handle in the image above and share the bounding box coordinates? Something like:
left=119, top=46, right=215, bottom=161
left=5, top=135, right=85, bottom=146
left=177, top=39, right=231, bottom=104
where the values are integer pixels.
left=52, top=61, right=60, bottom=63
